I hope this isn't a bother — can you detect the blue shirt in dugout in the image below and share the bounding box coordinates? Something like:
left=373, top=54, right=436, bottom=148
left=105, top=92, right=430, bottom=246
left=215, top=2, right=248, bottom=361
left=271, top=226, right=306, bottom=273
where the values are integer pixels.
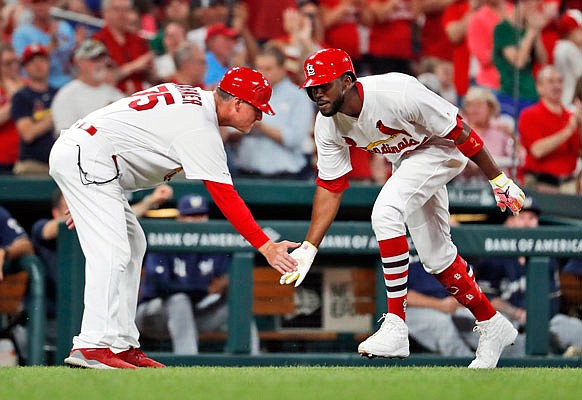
left=140, top=252, right=230, bottom=301
left=475, top=257, right=561, bottom=317
left=407, top=262, right=451, bottom=299
left=0, top=206, right=27, bottom=247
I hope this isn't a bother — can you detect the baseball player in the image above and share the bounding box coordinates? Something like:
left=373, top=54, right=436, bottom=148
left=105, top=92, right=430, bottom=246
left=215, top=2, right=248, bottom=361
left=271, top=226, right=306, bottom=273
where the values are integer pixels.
left=280, top=48, right=525, bottom=368
left=49, top=67, right=299, bottom=369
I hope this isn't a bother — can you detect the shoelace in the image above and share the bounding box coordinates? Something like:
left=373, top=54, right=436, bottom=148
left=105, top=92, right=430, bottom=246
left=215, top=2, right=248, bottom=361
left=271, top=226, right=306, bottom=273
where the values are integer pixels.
left=368, top=314, right=392, bottom=339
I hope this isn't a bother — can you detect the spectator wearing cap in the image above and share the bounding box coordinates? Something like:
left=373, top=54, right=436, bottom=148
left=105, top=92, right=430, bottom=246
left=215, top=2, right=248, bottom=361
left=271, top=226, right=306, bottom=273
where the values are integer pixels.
left=93, top=0, right=154, bottom=95
left=169, top=42, right=208, bottom=87
left=203, top=23, right=240, bottom=87
left=51, top=39, right=125, bottom=134
left=554, top=9, right=582, bottom=107
left=10, top=44, right=57, bottom=176
left=473, top=197, right=582, bottom=357
left=11, top=0, right=76, bottom=89
left=136, top=194, right=261, bottom=355
left=518, top=65, right=582, bottom=194
left=0, top=43, right=23, bottom=174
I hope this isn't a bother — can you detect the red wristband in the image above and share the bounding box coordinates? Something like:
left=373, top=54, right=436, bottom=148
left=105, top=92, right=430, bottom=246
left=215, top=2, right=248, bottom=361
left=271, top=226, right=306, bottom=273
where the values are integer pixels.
left=456, top=129, right=484, bottom=158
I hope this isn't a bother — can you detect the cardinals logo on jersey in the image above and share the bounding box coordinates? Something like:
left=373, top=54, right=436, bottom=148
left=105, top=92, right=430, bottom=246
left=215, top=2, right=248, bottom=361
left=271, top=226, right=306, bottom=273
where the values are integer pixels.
left=376, top=120, right=412, bottom=138
left=163, top=167, right=183, bottom=182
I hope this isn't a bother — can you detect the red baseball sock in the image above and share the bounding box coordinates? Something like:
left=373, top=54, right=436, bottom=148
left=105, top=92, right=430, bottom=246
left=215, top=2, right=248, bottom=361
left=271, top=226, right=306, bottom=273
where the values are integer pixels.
left=434, top=254, right=496, bottom=322
left=378, top=236, right=409, bottom=321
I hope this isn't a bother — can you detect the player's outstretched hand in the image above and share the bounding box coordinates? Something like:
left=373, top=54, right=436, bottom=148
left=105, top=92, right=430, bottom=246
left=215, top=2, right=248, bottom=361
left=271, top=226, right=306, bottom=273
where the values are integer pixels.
left=280, top=241, right=318, bottom=287
left=259, top=240, right=300, bottom=275
left=489, top=172, right=525, bottom=215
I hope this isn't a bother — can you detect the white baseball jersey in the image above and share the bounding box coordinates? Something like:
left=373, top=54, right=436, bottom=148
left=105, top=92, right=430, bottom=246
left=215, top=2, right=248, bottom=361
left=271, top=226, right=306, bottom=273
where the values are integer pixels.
left=71, top=83, right=232, bottom=191
left=314, top=73, right=459, bottom=180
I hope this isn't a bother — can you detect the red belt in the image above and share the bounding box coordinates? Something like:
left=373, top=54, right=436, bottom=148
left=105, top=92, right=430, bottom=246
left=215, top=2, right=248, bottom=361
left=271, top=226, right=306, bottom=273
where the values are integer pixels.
left=74, top=121, right=97, bottom=136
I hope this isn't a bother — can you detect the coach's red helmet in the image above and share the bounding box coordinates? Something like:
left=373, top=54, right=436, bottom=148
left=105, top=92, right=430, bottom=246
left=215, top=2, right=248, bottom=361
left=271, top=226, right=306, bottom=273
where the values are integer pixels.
left=218, top=67, right=275, bottom=115
left=300, top=48, right=356, bottom=90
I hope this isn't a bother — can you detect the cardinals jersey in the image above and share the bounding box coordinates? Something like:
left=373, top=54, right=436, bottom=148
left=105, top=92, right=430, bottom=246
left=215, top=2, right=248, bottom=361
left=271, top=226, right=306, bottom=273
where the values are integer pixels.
left=314, top=73, right=459, bottom=180
left=73, top=83, right=232, bottom=191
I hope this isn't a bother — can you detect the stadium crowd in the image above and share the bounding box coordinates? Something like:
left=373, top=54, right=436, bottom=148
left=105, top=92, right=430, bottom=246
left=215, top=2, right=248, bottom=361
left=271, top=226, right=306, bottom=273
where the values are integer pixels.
left=1, top=0, right=582, bottom=363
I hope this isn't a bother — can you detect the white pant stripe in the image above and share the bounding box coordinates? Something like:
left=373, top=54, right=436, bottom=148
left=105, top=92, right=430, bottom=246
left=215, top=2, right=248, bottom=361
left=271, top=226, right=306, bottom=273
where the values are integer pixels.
left=382, top=264, right=408, bottom=274
left=387, top=289, right=408, bottom=298
left=384, top=276, right=408, bottom=287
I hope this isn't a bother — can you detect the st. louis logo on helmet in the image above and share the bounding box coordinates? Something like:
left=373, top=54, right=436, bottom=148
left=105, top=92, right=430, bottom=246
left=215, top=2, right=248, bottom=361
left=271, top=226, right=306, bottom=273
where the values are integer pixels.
left=306, top=63, right=316, bottom=76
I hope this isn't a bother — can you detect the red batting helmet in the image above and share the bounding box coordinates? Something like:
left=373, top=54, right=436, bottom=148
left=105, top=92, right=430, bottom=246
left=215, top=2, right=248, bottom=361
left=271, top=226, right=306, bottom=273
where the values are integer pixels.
left=218, top=67, right=275, bottom=115
left=300, top=48, right=356, bottom=90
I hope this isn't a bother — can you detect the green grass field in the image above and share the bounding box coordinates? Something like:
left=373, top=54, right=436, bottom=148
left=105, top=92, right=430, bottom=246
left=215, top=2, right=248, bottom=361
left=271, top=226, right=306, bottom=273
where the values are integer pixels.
left=1, top=366, right=581, bottom=400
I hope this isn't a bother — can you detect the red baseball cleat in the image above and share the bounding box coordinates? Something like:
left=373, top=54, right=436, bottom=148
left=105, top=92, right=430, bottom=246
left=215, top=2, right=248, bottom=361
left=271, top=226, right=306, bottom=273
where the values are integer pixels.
left=64, top=348, right=138, bottom=369
left=117, top=347, right=166, bottom=368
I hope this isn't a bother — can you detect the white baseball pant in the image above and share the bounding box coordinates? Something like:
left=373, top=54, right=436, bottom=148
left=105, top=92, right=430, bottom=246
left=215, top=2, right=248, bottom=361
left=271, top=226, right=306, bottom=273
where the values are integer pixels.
left=371, top=138, right=468, bottom=273
left=49, top=128, right=145, bottom=353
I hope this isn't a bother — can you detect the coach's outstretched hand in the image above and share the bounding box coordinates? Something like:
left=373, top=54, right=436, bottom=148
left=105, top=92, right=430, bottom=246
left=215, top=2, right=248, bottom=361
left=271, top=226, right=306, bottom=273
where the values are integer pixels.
left=259, top=240, right=300, bottom=275
left=489, top=172, right=525, bottom=215
left=280, top=241, right=318, bottom=287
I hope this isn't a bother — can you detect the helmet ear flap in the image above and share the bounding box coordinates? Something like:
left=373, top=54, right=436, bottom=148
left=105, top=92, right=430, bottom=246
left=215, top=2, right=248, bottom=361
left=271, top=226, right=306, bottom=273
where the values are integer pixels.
left=306, top=87, right=315, bottom=102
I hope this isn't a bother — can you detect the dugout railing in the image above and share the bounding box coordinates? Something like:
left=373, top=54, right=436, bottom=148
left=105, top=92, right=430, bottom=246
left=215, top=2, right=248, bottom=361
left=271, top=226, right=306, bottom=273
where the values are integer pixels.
left=54, top=220, right=582, bottom=367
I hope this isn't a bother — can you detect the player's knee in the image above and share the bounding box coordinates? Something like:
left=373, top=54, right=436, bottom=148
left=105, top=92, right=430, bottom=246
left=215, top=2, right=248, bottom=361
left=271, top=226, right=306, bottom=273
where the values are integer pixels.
left=371, top=203, right=403, bottom=236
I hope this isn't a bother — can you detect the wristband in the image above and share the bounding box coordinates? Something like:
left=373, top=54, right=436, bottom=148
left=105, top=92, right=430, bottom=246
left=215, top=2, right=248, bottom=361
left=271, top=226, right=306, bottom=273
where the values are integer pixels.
left=490, top=172, right=509, bottom=187
left=456, top=129, right=484, bottom=158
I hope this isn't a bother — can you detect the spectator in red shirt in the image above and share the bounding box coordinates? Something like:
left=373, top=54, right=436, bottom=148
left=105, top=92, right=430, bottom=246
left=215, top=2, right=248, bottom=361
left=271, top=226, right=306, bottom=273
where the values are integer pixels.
left=267, top=1, right=326, bottom=86
left=93, top=0, right=154, bottom=95
left=319, top=0, right=372, bottom=74
left=366, top=0, right=416, bottom=75
left=518, top=65, right=582, bottom=194
left=416, top=0, right=454, bottom=62
left=0, top=43, right=23, bottom=174
left=242, top=0, right=296, bottom=44
left=442, top=0, right=484, bottom=98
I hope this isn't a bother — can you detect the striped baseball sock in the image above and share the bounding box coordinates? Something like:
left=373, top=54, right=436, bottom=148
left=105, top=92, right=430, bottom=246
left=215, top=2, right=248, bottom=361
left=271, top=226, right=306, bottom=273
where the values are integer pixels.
left=434, top=254, right=496, bottom=322
left=379, top=236, right=409, bottom=321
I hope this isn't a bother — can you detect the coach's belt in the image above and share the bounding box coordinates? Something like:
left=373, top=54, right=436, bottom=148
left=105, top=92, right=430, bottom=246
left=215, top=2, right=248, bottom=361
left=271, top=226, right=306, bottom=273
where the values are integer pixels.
left=72, top=121, right=97, bottom=136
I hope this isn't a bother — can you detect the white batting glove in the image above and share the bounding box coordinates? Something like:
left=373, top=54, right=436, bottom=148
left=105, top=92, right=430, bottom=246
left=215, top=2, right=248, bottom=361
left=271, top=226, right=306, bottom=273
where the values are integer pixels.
left=279, top=241, right=318, bottom=287
left=489, top=172, right=525, bottom=215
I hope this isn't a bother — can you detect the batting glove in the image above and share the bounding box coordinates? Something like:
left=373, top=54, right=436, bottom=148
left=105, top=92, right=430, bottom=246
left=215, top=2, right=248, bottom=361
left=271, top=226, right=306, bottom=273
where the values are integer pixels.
left=489, top=172, right=525, bottom=215
left=279, top=241, right=318, bottom=287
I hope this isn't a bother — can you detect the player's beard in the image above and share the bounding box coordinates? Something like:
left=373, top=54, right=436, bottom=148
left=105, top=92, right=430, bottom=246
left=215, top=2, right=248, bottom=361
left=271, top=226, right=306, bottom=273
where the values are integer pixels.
left=319, top=94, right=344, bottom=117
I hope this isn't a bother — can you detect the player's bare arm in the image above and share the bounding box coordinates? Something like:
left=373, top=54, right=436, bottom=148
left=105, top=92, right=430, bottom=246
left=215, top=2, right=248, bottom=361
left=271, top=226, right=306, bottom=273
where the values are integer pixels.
left=281, top=178, right=345, bottom=286
left=305, top=184, right=343, bottom=247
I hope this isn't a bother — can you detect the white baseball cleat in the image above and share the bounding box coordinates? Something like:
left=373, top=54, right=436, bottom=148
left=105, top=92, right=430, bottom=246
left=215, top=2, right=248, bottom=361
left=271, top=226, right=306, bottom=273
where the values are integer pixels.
left=468, top=312, right=518, bottom=369
left=358, top=313, right=410, bottom=359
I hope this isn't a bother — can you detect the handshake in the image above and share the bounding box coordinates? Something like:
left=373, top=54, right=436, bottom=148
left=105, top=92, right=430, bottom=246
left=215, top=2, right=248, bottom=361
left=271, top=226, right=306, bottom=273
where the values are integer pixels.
left=279, top=241, right=318, bottom=287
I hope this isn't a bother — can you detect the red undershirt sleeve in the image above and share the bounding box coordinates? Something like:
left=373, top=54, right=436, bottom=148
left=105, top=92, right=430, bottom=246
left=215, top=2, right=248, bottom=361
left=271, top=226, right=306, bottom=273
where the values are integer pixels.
left=315, top=174, right=350, bottom=193
left=203, top=180, right=270, bottom=249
